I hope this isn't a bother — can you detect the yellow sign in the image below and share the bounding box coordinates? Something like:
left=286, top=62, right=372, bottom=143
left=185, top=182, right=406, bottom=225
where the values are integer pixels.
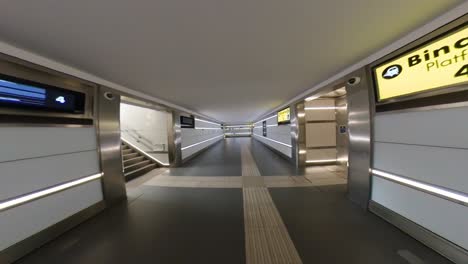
left=374, top=24, right=468, bottom=102
left=277, top=108, right=290, bottom=124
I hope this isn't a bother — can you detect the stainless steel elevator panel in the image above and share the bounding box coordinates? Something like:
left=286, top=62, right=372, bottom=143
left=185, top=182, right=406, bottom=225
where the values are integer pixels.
left=97, top=86, right=127, bottom=205
left=346, top=69, right=373, bottom=209
left=335, top=96, right=349, bottom=175
left=167, top=111, right=182, bottom=166
left=291, top=103, right=306, bottom=168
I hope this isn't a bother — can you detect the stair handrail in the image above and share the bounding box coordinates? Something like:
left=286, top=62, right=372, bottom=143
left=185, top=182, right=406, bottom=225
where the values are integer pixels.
left=121, top=137, right=170, bottom=166
left=121, top=129, right=167, bottom=151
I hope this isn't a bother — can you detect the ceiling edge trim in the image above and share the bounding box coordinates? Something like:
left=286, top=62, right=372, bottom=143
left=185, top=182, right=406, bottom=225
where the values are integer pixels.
left=0, top=41, right=223, bottom=124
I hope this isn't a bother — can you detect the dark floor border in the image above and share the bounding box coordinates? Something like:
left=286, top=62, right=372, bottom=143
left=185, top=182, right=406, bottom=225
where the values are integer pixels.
left=252, top=136, right=293, bottom=163
left=181, top=138, right=224, bottom=164
left=369, top=200, right=468, bottom=264
left=0, top=201, right=106, bottom=264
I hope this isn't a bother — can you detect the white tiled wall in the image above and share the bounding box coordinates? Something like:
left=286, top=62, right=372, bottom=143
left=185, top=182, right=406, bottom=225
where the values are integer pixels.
left=0, top=126, right=103, bottom=251
left=253, top=115, right=292, bottom=158
left=181, top=117, right=223, bottom=160
left=372, top=106, right=468, bottom=250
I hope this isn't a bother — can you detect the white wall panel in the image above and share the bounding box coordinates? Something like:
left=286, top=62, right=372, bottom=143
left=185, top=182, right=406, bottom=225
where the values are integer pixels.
left=374, top=106, right=468, bottom=148
left=0, top=180, right=103, bottom=251
left=253, top=133, right=292, bottom=157
left=253, top=115, right=292, bottom=158
left=374, top=142, right=468, bottom=193
left=372, top=177, right=468, bottom=250
left=306, top=148, right=336, bottom=160
left=0, top=150, right=100, bottom=201
left=306, top=123, right=336, bottom=147
left=181, top=127, right=223, bottom=160
left=181, top=128, right=223, bottom=147
left=0, top=127, right=97, bottom=163
left=373, top=104, right=468, bottom=250
left=182, top=137, right=223, bottom=159
left=305, top=99, right=335, bottom=121
left=195, top=118, right=221, bottom=129
left=0, top=125, right=103, bottom=252
left=120, top=103, right=168, bottom=149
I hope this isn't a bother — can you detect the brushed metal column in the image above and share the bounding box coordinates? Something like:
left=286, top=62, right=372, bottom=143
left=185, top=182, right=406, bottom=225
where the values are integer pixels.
left=335, top=96, right=349, bottom=174
left=96, top=86, right=127, bottom=205
left=291, top=103, right=306, bottom=169
left=345, top=68, right=373, bottom=209
left=167, top=111, right=182, bottom=166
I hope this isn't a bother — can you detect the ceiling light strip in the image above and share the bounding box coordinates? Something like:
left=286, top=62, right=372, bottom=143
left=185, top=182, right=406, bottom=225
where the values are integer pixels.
left=224, top=125, right=252, bottom=128
left=253, top=134, right=292, bottom=148
left=306, top=159, right=337, bottom=163
left=305, top=106, right=337, bottom=110
left=195, top=127, right=222, bottom=130
left=372, top=169, right=468, bottom=206
left=181, top=135, right=224, bottom=150
left=0, top=173, right=103, bottom=212
left=195, top=118, right=221, bottom=126
left=305, top=106, right=347, bottom=110
left=122, top=138, right=170, bottom=166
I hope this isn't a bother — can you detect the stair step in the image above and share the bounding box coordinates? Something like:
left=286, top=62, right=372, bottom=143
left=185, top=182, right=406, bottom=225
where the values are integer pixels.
left=124, top=160, right=151, bottom=173
left=125, top=163, right=157, bottom=182
left=123, top=156, right=145, bottom=166
left=121, top=144, right=130, bottom=150
left=122, top=148, right=133, bottom=155
left=123, top=152, right=139, bottom=160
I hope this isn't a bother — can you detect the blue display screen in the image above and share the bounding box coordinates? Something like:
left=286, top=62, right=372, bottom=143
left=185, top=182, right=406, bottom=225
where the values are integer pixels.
left=0, top=74, right=85, bottom=114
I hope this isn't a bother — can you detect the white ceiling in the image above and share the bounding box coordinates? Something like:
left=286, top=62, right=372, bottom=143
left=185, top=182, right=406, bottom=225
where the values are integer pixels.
left=0, top=0, right=463, bottom=123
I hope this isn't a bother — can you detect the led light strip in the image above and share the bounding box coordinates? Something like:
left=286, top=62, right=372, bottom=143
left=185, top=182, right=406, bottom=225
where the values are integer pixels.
left=372, top=169, right=468, bottom=205
left=0, top=173, right=103, bottom=212
left=195, top=127, right=222, bottom=130
left=225, top=132, right=251, bottom=135
left=306, top=159, right=337, bottom=164
left=254, top=115, right=277, bottom=125
left=253, top=134, right=292, bottom=148
left=224, top=125, right=252, bottom=128
left=181, top=135, right=224, bottom=150
left=122, top=138, right=170, bottom=166
left=195, top=118, right=221, bottom=126
left=305, top=95, right=319, bottom=102
left=266, top=124, right=277, bottom=127
left=305, top=106, right=347, bottom=110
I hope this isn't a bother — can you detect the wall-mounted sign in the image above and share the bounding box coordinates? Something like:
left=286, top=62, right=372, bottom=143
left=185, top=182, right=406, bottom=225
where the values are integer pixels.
left=0, top=73, right=85, bottom=114
left=373, top=24, right=468, bottom=102
left=277, top=107, right=291, bottom=125
left=180, top=116, right=195, bottom=128
left=339, top=125, right=347, bottom=134
left=262, top=120, right=267, bottom=137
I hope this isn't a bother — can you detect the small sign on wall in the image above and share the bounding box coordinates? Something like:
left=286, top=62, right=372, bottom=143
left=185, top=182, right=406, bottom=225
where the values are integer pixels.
left=262, top=121, right=267, bottom=137
left=339, top=125, right=347, bottom=134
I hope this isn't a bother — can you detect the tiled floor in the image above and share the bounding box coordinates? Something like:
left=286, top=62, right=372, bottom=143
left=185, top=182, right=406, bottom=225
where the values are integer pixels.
left=16, top=138, right=454, bottom=264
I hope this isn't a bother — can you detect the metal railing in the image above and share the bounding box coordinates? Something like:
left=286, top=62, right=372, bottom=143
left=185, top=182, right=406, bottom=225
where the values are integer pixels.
left=121, top=129, right=167, bottom=152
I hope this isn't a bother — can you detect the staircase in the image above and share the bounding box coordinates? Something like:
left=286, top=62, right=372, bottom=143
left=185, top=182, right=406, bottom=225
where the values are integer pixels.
left=121, top=141, right=158, bottom=182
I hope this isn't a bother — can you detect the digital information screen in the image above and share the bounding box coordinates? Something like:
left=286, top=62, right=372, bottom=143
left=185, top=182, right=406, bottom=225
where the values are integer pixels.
left=0, top=75, right=85, bottom=114
left=180, top=116, right=195, bottom=128
left=373, top=24, right=468, bottom=102
left=277, top=107, right=291, bottom=125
